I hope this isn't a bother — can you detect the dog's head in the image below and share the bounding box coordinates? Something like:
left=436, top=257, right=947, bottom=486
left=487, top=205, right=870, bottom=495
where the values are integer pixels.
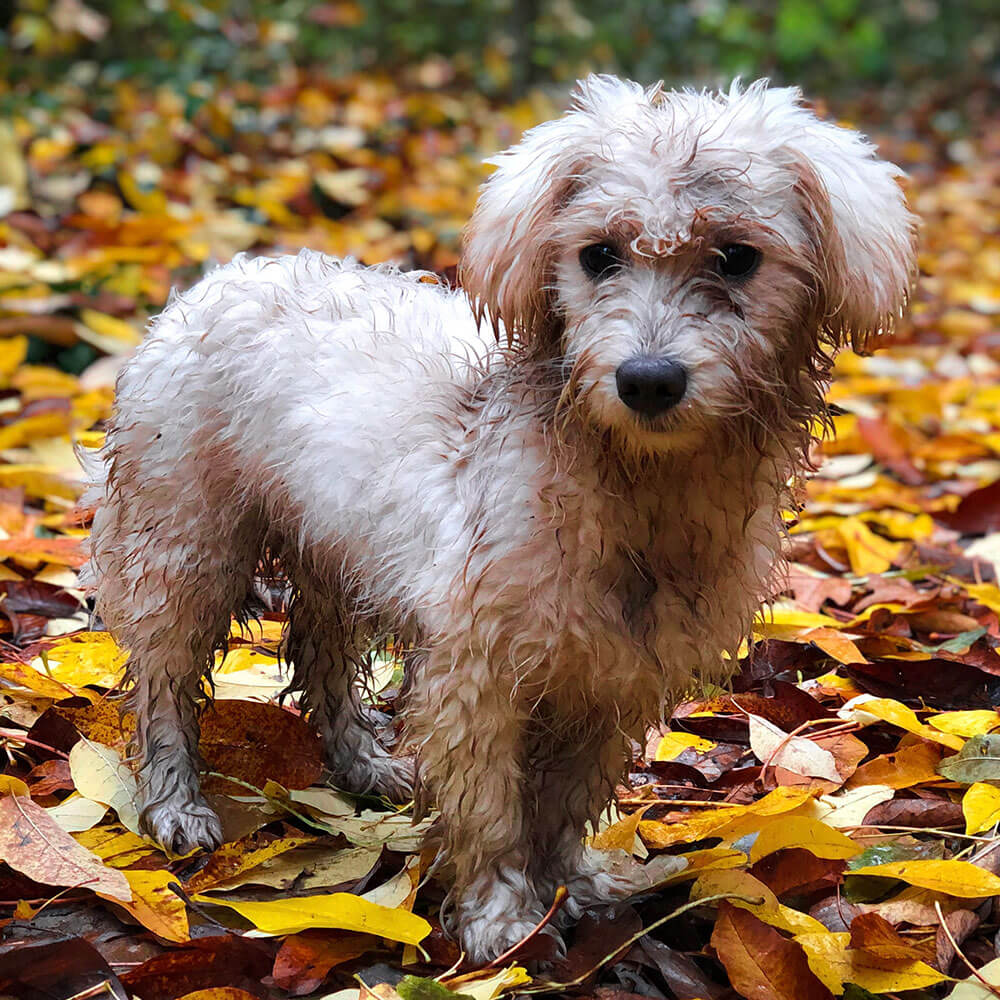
left=462, top=76, right=917, bottom=452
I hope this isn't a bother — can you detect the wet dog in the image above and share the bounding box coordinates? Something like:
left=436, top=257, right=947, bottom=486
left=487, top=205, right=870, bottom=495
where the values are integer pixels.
left=83, top=76, right=916, bottom=960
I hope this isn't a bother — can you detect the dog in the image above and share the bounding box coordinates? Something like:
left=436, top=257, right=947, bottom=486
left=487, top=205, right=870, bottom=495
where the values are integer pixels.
left=81, top=76, right=916, bottom=960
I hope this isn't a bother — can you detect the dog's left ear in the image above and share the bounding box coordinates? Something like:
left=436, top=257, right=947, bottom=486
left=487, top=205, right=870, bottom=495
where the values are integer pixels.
left=769, top=88, right=918, bottom=352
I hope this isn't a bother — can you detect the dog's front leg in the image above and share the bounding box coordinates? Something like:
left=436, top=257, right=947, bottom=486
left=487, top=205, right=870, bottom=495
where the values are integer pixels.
left=530, top=731, right=649, bottom=920
left=411, top=662, right=556, bottom=962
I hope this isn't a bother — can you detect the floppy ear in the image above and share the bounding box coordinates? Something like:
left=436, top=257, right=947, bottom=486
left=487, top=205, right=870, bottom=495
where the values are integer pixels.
left=461, top=75, right=650, bottom=349
left=765, top=88, right=918, bottom=352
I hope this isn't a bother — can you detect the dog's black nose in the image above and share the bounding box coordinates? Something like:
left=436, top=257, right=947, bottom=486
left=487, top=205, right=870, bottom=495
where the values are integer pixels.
left=615, top=357, right=687, bottom=415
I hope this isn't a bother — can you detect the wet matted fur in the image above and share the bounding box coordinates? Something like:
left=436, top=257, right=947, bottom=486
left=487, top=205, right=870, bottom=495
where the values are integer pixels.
left=82, top=76, right=917, bottom=960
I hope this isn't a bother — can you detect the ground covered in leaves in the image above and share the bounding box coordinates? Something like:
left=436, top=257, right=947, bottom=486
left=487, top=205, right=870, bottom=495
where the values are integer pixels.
left=1, top=71, right=1000, bottom=1000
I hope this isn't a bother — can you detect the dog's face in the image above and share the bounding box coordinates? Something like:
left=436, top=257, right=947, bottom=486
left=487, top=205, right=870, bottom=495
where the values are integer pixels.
left=462, top=77, right=917, bottom=452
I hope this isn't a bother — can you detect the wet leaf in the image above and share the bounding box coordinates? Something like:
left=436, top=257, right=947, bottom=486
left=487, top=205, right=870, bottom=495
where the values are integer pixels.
left=710, top=903, right=834, bottom=1000
left=193, top=891, right=431, bottom=943
left=0, top=794, right=130, bottom=900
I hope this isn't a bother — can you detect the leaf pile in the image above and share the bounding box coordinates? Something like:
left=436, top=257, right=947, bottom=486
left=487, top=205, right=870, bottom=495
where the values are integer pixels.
left=2, top=70, right=1000, bottom=1000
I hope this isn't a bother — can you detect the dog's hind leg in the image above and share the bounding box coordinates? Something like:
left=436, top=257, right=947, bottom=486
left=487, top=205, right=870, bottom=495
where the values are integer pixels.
left=90, top=492, right=261, bottom=855
left=284, top=594, right=413, bottom=802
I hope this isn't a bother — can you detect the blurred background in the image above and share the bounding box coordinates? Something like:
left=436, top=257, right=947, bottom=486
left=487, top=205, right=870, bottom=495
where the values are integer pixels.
left=0, top=0, right=998, bottom=376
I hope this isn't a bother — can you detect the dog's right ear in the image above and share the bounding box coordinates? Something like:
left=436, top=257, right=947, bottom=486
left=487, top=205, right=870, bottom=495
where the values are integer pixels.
left=461, top=75, right=648, bottom=349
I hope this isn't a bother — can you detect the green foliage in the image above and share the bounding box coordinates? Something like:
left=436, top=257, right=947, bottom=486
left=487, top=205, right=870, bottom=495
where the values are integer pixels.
left=1, top=0, right=997, bottom=95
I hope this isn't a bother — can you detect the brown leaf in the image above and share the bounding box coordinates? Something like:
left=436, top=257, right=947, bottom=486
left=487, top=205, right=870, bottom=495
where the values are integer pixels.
left=0, top=927, right=128, bottom=1000
left=849, top=912, right=930, bottom=962
left=935, top=478, right=1000, bottom=534
left=750, top=849, right=846, bottom=898
left=121, top=937, right=274, bottom=1000
left=0, top=794, right=130, bottom=900
left=271, top=931, right=376, bottom=995
left=710, top=902, right=835, bottom=1000
left=199, top=700, right=324, bottom=791
left=862, top=796, right=964, bottom=829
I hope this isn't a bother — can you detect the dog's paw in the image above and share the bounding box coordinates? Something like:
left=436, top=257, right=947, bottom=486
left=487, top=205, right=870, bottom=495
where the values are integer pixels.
left=460, top=911, right=564, bottom=964
left=548, top=846, right=680, bottom=922
left=142, top=798, right=224, bottom=855
left=332, top=745, right=415, bottom=803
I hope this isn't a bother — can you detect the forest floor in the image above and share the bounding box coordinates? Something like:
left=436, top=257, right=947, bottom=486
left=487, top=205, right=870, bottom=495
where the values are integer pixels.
left=0, top=73, right=999, bottom=1000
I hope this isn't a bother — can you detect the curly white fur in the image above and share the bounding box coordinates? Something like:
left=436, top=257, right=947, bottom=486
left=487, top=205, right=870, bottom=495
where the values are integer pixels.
left=82, top=76, right=916, bottom=961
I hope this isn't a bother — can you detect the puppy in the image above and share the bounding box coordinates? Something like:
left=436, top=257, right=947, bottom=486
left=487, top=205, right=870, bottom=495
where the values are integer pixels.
left=82, top=76, right=916, bottom=960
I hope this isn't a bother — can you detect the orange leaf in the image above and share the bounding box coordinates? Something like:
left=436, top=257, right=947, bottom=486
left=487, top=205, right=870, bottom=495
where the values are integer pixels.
left=711, top=903, right=834, bottom=1000
left=848, top=912, right=930, bottom=962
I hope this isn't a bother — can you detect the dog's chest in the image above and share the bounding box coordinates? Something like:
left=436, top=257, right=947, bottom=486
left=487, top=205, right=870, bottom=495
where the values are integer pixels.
left=527, top=473, right=765, bottom=695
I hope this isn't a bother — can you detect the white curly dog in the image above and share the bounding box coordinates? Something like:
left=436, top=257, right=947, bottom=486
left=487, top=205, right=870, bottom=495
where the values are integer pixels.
left=83, top=77, right=916, bottom=960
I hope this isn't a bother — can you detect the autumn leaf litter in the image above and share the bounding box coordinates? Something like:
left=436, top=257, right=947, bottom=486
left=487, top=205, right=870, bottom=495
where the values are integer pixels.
left=1, top=74, right=1000, bottom=1000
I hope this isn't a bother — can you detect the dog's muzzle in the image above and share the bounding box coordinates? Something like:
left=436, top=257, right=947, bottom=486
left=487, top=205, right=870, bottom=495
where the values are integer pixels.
left=615, top=356, right=687, bottom=416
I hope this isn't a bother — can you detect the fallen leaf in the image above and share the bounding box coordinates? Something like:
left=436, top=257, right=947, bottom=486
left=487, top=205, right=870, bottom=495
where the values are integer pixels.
left=272, top=932, right=377, bottom=995
left=693, top=869, right=826, bottom=935
left=108, top=868, right=190, bottom=943
left=0, top=794, right=130, bottom=900
left=848, top=912, right=928, bottom=962
left=710, top=903, right=834, bottom=1000
left=200, top=700, right=324, bottom=791
left=748, top=715, right=842, bottom=782
left=939, top=735, right=1000, bottom=784
left=45, top=791, right=108, bottom=832
left=962, top=782, right=1000, bottom=835
left=193, top=892, right=431, bottom=943
left=68, top=737, right=142, bottom=834
left=749, top=816, right=861, bottom=862
left=948, top=955, right=1000, bottom=999
left=795, top=930, right=950, bottom=994
left=847, top=859, right=1000, bottom=897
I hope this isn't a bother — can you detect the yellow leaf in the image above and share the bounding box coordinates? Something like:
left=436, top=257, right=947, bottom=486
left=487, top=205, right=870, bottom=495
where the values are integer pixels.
left=758, top=603, right=843, bottom=631
left=848, top=698, right=965, bottom=751
left=749, top=816, right=861, bottom=862
left=0, top=464, right=79, bottom=501
left=78, top=308, right=143, bottom=354
left=591, top=805, right=648, bottom=853
left=74, top=826, right=157, bottom=868
left=69, top=739, right=141, bottom=835
left=795, top=930, right=950, bottom=994
left=803, top=629, right=868, bottom=665
left=45, top=793, right=108, bottom=833
left=640, top=787, right=814, bottom=848
left=847, top=859, right=1000, bottom=897
left=113, top=869, right=190, bottom=943
left=837, top=516, right=904, bottom=575
left=0, top=336, right=28, bottom=382
left=963, top=783, right=1000, bottom=836
left=813, top=784, right=895, bottom=828
left=0, top=775, right=30, bottom=797
left=692, top=869, right=826, bottom=936
left=928, top=710, right=1000, bottom=738
left=193, top=892, right=431, bottom=943
left=442, top=965, right=532, bottom=999
left=655, top=847, right=747, bottom=884
left=37, top=632, right=128, bottom=689
left=655, top=732, right=716, bottom=760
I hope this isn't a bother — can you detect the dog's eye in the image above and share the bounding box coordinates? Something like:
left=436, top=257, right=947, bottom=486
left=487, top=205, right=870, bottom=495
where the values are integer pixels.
left=579, top=243, right=623, bottom=281
left=717, top=244, right=761, bottom=279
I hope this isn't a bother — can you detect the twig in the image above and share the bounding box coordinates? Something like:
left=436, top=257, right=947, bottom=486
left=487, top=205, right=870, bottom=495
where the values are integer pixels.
left=0, top=728, right=72, bottom=760
left=485, top=886, right=568, bottom=969
left=518, top=891, right=765, bottom=994
left=934, top=901, right=1000, bottom=998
